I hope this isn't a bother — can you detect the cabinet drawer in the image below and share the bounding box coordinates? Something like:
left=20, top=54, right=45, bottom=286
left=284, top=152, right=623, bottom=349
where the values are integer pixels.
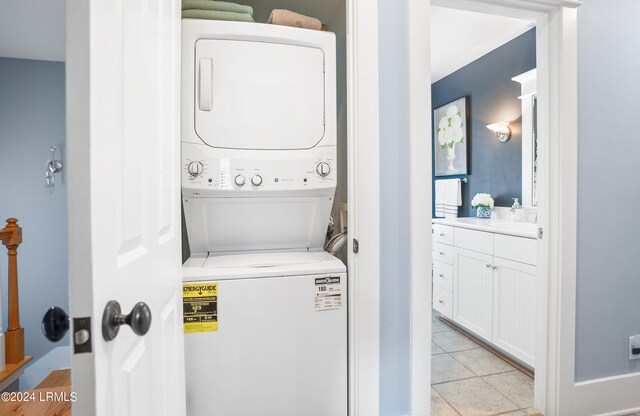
left=433, top=260, right=453, bottom=292
left=433, top=285, right=453, bottom=318
left=454, top=227, right=493, bottom=255
left=433, top=224, right=454, bottom=245
left=494, top=234, right=537, bottom=266
left=433, top=242, right=454, bottom=265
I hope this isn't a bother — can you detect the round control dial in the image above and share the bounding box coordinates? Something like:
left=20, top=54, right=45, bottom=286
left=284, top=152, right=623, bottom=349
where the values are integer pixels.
left=187, top=161, right=204, bottom=177
left=316, top=162, right=331, bottom=177
left=234, top=175, right=246, bottom=187
left=251, top=175, right=263, bottom=186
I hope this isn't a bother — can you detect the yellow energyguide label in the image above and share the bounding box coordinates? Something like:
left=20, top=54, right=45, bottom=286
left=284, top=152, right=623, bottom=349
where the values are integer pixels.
left=183, top=282, right=218, bottom=333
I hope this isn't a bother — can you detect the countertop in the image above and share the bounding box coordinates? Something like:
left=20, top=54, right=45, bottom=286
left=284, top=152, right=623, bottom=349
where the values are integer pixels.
left=432, top=217, right=538, bottom=239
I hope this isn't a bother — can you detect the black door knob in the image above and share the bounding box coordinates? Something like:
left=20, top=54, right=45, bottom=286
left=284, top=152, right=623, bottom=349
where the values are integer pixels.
left=102, top=301, right=152, bottom=341
left=42, top=306, right=70, bottom=342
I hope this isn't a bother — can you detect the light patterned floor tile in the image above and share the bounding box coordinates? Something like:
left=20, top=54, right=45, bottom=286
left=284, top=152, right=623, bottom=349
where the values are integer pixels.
left=431, top=388, right=460, bottom=416
left=433, top=378, right=519, bottom=416
left=483, top=371, right=534, bottom=409
left=432, top=354, right=475, bottom=384
left=432, top=342, right=446, bottom=355
left=450, top=348, right=516, bottom=376
left=433, top=318, right=454, bottom=333
left=432, top=329, right=480, bottom=353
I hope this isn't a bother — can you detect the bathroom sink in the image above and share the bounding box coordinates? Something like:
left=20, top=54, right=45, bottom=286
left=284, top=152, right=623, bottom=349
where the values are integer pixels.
left=489, top=222, right=537, bottom=231
left=432, top=217, right=538, bottom=238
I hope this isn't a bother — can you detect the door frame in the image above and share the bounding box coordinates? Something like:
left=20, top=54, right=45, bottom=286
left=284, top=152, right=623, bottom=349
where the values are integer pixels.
left=407, top=1, right=580, bottom=416
left=345, top=1, right=381, bottom=415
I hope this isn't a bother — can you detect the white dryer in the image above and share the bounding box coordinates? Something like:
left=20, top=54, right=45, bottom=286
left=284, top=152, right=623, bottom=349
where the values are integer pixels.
left=181, top=20, right=346, bottom=416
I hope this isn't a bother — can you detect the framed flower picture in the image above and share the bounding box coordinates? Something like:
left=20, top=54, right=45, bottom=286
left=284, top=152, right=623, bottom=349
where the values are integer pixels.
left=434, top=97, right=469, bottom=176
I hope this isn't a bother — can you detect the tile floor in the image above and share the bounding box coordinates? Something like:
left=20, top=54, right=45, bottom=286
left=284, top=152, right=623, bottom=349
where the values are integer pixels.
left=431, top=311, right=539, bottom=416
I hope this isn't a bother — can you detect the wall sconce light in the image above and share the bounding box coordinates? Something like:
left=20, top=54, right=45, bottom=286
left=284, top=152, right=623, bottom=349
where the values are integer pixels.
left=486, top=121, right=511, bottom=142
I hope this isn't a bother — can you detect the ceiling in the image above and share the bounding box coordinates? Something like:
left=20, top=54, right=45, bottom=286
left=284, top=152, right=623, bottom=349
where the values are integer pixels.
left=0, top=0, right=65, bottom=62
left=430, top=6, right=535, bottom=83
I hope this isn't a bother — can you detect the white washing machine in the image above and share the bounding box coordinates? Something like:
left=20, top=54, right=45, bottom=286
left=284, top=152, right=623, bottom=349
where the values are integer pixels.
left=181, top=20, right=346, bottom=416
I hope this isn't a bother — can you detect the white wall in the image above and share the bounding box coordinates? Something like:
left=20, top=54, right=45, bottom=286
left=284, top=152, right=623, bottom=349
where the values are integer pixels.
left=0, top=57, right=69, bottom=362
left=574, top=0, right=640, bottom=382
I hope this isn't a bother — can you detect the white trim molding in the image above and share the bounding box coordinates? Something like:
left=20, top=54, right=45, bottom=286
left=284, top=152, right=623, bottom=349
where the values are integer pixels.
left=574, top=372, right=640, bottom=416
left=408, top=0, right=432, bottom=415
left=346, top=0, right=381, bottom=415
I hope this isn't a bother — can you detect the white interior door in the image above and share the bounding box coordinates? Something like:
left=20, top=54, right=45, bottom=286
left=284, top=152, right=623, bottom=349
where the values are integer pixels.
left=66, top=1, right=184, bottom=415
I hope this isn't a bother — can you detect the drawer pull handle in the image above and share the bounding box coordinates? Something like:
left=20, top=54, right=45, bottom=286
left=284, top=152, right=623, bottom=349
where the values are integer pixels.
left=439, top=251, right=445, bottom=256
left=485, top=263, right=492, bottom=268
left=439, top=233, right=445, bottom=237
left=439, top=274, right=444, bottom=278
left=492, top=265, right=498, bottom=270
left=438, top=299, right=444, bottom=304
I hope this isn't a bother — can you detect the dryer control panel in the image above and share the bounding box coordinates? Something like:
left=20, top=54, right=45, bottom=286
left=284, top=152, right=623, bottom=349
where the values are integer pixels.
left=182, top=143, right=337, bottom=197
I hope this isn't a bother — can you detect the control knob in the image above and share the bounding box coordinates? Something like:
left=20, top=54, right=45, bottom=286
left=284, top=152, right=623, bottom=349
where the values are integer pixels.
left=234, top=175, right=246, bottom=187
left=187, top=161, right=204, bottom=177
left=251, top=175, right=263, bottom=186
left=316, top=162, right=331, bottom=177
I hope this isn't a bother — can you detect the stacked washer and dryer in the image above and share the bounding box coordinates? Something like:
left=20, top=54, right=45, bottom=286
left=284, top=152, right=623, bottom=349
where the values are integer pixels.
left=181, top=20, right=347, bottom=416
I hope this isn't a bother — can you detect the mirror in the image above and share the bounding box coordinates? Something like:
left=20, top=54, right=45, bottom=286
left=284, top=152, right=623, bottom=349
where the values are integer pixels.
left=513, top=68, right=538, bottom=207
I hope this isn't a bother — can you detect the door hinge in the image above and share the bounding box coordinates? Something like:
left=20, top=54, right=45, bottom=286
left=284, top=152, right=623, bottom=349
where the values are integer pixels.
left=538, top=227, right=543, bottom=239
left=353, top=238, right=359, bottom=254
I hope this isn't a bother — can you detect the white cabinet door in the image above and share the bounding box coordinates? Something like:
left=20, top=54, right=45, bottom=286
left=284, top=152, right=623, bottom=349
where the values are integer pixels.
left=492, top=257, right=536, bottom=367
left=453, top=247, right=494, bottom=341
left=67, top=1, right=185, bottom=415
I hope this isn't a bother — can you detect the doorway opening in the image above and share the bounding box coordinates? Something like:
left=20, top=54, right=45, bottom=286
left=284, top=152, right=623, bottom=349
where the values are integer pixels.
left=0, top=2, right=70, bottom=397
left=427, top=3, right=547, bottom=415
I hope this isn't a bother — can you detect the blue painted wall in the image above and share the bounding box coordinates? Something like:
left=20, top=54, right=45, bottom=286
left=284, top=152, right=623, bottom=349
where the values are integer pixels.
left=378, top=0, right=411, bottom=414
left=0, top=57, right=69, bottom=361
left=431, top=29, right=536, bottom=217
left=575, top=0, right=640, bottom=382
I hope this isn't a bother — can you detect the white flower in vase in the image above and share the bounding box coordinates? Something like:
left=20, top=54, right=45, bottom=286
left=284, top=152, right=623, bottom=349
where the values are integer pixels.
left=471, top=193, right=494, bottom=218
left=471, top=193, right=495, bottom=208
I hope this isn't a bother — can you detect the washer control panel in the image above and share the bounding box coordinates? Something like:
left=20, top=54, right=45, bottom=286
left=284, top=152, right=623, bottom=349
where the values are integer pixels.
left=182, top=144, right=337, bottom=196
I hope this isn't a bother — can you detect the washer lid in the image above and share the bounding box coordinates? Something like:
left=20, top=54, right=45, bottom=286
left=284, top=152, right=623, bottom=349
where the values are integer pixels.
left=194, top=39, right=326, bottom=150
left=203, top=251, right=322, bottom=268
left=182, top=250, right=346, bottom=280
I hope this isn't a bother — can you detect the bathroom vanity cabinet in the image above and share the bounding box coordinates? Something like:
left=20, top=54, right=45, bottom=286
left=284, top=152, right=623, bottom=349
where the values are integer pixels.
left=432, top=219, right=537, bottom=367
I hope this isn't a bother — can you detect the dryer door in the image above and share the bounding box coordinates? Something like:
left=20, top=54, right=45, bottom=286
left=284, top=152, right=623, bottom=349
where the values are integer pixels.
left=194, top=39, right=326, bottom=150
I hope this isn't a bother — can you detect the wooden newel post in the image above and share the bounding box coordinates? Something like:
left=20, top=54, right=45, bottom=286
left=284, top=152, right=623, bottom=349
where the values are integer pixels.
left=2, top=218, right=24, bottom=364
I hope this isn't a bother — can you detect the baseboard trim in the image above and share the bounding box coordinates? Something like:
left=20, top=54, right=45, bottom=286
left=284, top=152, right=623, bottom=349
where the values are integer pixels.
left=438, top=317, right=534, bottom=378
left=574, top=370, right=640, bottom=415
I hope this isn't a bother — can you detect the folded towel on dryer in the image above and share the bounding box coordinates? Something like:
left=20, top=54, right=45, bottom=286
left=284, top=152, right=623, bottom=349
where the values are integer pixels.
left=267, top=9, right=322, bottom=30
left=182, top=0, right=253, bottom=15
left=182, top=9, right=255, bottom=22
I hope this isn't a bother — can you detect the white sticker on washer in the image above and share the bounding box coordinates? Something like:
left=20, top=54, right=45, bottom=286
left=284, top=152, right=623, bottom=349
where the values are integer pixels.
left=314, top=276, right=342, bottom=311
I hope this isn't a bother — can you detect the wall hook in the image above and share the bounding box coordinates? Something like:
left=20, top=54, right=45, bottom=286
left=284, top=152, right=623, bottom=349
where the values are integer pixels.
left=45, top=145, right=64, bottom=192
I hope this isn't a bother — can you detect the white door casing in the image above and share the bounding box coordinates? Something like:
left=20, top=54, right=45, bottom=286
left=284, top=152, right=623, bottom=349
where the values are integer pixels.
left=346, top=0, right=381, bottom=415
left=66, top=1, right=185, bottom=415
